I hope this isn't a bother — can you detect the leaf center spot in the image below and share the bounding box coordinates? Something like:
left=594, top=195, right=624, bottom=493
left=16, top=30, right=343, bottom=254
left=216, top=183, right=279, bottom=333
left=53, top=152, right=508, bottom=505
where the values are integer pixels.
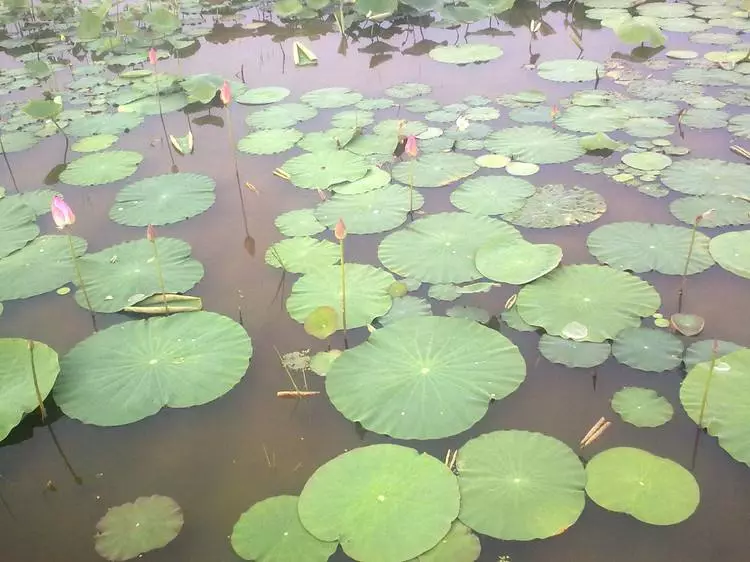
left=420, top=367, right=430, bottom=375
left=149, top=359, right=158, bottom=365
left=377, top=494, right=386, bottom=502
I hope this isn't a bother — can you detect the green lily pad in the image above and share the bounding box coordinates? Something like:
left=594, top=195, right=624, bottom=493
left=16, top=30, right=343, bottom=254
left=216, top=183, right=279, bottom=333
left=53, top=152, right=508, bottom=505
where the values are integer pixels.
left=0, top=197, right=38, bottom=259
left=118, top=93, right=189, bottom=116
left=458, top=430, right=586, bottom=540
left=538, top=335, right=611, bottom=368
left=59, top=150, right=143, bottom=187
left=0, top=131, right=38, bottom=152
left=537, top=59, right=604, bottom=82
left=297, top=128, right=357, bottom=153
left=332, top=167, right=391, bottom=195
left=476, top=241, right=562, bottom=284
left=304, top=307, right=338, bottom=340
left=286, top=263, right=394, bottom=329
left=298, top=444, right=459, bottom=562
left=611, top=387, right=673, bottom=427
left=300, top=87, right=363, bottom=109
left=517, top=265, right=661, bottom=342
left=55, top=312, right=251, bottom=426
left=681, top=108, right=729, bottom=129
left=246, top=104, right=318, bottom=129
left=66, top=113, right=144, bottom=137
left=265, top=237, right=339, bottom=274
left=385, top=82, right=432, bottom=98
left=661, top=158, right=750, bottom=197
left=274, top=209, right=326, bottom=237
left=585, top=448, right=700, bottom=525
left=683, top=340, right=744, bottom=371
left=728, top=113, right=750, bottom=139
left=379, top=212, right=521, bottom=283
left=281, top=151, right=369, bottom=190
left=485, top=126, right=585, bottom=164
left=616, top=99, right=680, bottom=118
left=331, top=110, right=375, bottom=129
left=314, top=183, right=424, bottom=234
left=503, top=184, right=606, bottom=228
left=429, top=44, right=503, bottom=64
left=94, top=495, right=184, bottom=561
left=557, top=106, right=628, bottom=133
left=72, top=134, right=118, bottom=153
left=75, top=238, right=204, bottom=313
left=587, top=222, right=714, bottom=275
left=614, top=15, right=666, bottom=46
left=326, top=316, right=525, bottom=439
left=392, top=153, right=478, bottom=187
left=624, top=117, right=675, bottom=138
left=709, top=231, right=750, bottom=279
left=670, top=313, right=705, bottom=337
left=0, top=235, right=87, bottom=301
left=621, top=152, right=672, bottom=171
left=310, top=350, right=341, bottom=376
left=612, top=327, right=684, bottom=372
left=0, top=338, right=59, bottom=442
left=109, top=173, right=216, bottom=226
left=238, top=129, right=302, bottom=155
left=376, top=296, right=432, bottom=326
left=410, top=521, right=480, bottom=562
left=445, top=305, right=490, bottom=324
left=580, top=132, right=622, bottom=151
left=450, top=176, right=535, bottom=215
left=231, top=496, right=336, bottom=562
left=235, top=86, right=290, bottom=105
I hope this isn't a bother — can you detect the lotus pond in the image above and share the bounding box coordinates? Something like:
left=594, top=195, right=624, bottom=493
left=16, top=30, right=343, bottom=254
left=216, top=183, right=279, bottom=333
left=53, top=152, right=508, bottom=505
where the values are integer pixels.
left=2, top=0, right=750, bottom=561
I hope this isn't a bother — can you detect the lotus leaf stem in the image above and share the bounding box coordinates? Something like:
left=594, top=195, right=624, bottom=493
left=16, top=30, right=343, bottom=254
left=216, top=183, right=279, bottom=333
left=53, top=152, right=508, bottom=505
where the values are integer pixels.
left=149, top=239, right=169, bottom=313
left=66, top=231, right=97, bottom=332
left=27, top=340, right=46, bottom=421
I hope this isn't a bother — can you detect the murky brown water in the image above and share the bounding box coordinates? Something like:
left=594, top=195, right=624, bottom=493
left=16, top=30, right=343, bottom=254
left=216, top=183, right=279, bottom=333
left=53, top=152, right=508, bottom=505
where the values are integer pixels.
left=2, top=5, right=750, bottom=562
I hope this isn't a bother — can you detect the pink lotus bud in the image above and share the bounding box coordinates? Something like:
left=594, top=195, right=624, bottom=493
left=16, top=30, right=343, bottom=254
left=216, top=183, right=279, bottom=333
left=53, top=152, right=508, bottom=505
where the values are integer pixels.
left=146, top=224, right=156, bottom=242
left=334, top=218, right=347, bottom=241
left=551, top=105, right=560, bottom=119
left=50, top=196, right=75, bottom=229
left=148, top=48, right=157, bottom=66
left=220, top=81, right=231, bottom=105
left=404, top=135, right=418, bottom=158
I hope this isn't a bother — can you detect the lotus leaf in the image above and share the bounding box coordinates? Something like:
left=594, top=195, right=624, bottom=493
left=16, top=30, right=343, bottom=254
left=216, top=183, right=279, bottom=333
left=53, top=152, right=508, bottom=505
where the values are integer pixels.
left=281, top=151, right=369, bottom=190
left=538, top=335, right=611, bottom=368
left=236, top=86, right=290, bottom=105
left=300, top=87, right=362, bottom=109
left=476, top=241, right=562, bottom=284
left=376, top=296, right=431, bottom=326
left=621, top=152, right=672, bottom=171
left=537, top=59, right=604, bottom=82
left=681, top=108, right=729, bottom=129
left=683, top=340, right=744, bottom=371
left=331, top=110, right=374, bottom=129
left=616, top=99, right=680, bottom=118
left=611, top=387, right=673, bottom=427
left=238, top=128, right=302, bottom=155
left=0, top=197, right=38, bottom=259
left=445, top=305, right=490, bottom=323
left=392, top=153, right=478, bottom=187
left=661, top=159, right=749, bottom=197
left=60, top=151, right=143, bottom=187
left=246, top=104, right=317, bottom=129
left=557, top=106, right=628, bottom=133
left=373, top=119, right=428, bottom=137
left=612, top=327, right=684, bottom=372
left=332, top=167, right=390, bottom=195
left=410, top=521, right=480, bottom=562
left=485, top=126, right=585, bottom=164
left=265, top=237, right=339, bottom=273
left=624, top=117, right=675, bottom=138
left=503, top=184, right=606, bottom=228
left=450, top=176, right=535, bottom=215
left=0, top=131, right=37, bottom=152
left=429, top=44, right=503, bottom=64
left=275, top=209, right=326, bottom=237
left=72, top=134, right=118, bottom=152
left=579, top=132, right=622, bottom=151
left=709, top=231, right=750, bottom=278
left=298, top=129, right=356, bottom=152
left=66, top=113, right=144, bottom=137
left=614, top=16, right=665, bottom=46
left=728, top=114, right=750, bottom=138
left=385, top=82, right=432, bottom=98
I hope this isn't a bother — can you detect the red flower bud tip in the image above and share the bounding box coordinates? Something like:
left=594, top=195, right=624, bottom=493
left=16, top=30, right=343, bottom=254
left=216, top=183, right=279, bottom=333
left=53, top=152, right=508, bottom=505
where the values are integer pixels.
left=146, top=224, right=156, bottom=242
left=220, top=81, right=232, bottom=105
left=334, top=218, right=347, bottom=241
left=50, top=196, right=75, bottom=229
left=404, top=135, right=418, bottom=158
left=148, top=47, right=157, bottom=66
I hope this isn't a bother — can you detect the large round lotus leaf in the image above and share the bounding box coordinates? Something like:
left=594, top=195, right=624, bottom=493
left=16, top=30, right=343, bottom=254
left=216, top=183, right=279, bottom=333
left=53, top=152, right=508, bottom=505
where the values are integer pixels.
left=298, top=444, right=459, bottom=562
left=450, top=176, right=535, bottom=215
left=376, top=296, right=432, bottom=327
left=326, top=316, right=525, bottom=440
left=332, top=167, right=390, bottom=195
left=517, top=265, right=661, bottom=342
left=503, top=184, right=606, bottom=228
left=728, top=114, right=750, bottom=138
left=0, top=338, right=59, bottom=442
left=0, top=235, right=87, bottom=301
left=246, top=104, right=318, bottom=129
left=392, top=153, right=478, bottom=187
left=231, top=496, right=336, bottom=562
left=612, top=327, right=684, bottom=372
left=314, top=183, right=424, bottom=234
left=671, top=195, right=750, bottom=228
left=298, top=128, right=358, bottom=153
left=75, top=238, right=204, bottom=313
left=429, top=44, right=502, bottom=64
left=681, top=348, right=750, bottom=465
left=378, top=212, right=522, bottom=283
left=539, top=334, right=611, bottom=368
left=331, top=110, right=374, bottom=129
left=681, top=108, right=729, bottom=129
left=556, top=106, right=628, bottom=133
left=585, top=448, right=700, bottom=525
left=94, top=495, right=183, bottom=561
left=385, top=82, right=432, bottom=98
left=66, top=113, right=144, bottom=137
left=55, top=312, right=252, bottom=426
left=476, top=241, right=562, bottom=284
left=611, top=387, right=673, bottom=427
left=624, top=117, right=674, bottom=138
left=286, top=263, right=394, bottom=328
left=59, top=150, right=143, bottom=187
left=71, top=134, right=118, bottom=153
left=235, top=86, right=290, bottom=105
left=265, top=237, right=339, bottom=274
left=616, top=99, right=680, bottom=118
left=238, top=129, right=302, bottom=155
left=621, top=151, right=672, bottom=171
left=374, top=120, right=428, bottom=138
left=683, top=339, right=744, bottom=371
left=587, top=222, right=714, bottom=275
left=0, top=197, right=38, bottom=259
left=300, top=87, right=363, bottom=108
left=281, top=151, right=368, bottom=190
left=118, top=93, right=189, bottom=115
left=484, top=126, right=584, bottom=164
left=709, top=231, right=750, bottom=279
left=0, top=131, right=37, bottom=152
left=109, top=173, right=216, bottom=226
left=274, top=209, right=325, bottom=237
left=537, top=59, right=604, bottom=82
left=661, top=158, right=749, bottom=197
left=457, top=430, right=586, bottom=540
left=410, top=521, right=480, bottom=562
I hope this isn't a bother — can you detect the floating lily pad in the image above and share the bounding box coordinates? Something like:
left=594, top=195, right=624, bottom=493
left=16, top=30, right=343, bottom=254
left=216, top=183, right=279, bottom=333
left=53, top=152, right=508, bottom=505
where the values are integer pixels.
left=298, top=444, right=459, bottom=562
left=445, top=305, right=490, bottom=324
left=476, top=241, right=562, bottom=284
left=709, top=231, right=750, bottom=279
left=385, top=82, right=432, bottom=98
left=585, top=448, right=700, bottom=525
left=517, top=265, right=661, bottom=342
left=557, top=106, right=628, bottom=133
left=265, top=238, right=339, bottom=274
left=621, top=152, right=672, bottom=171
left=537, top=59, right=604, bottom=82
left=0, top=338, right=59, bottom=442
left=538, top=335, right=611, bottom=368
left=55, top=312, right=251, bottom=426
left=0, top=197, right=38, bottom=259
left=109, top=173, right=216, bottom=226
left=118, top=93, right=189, bottom=116
left=503, top=184, right=606, bottom=228
left=611, top=387, right=673, bottom=427
left=662, top=158, right=749, bottom=197
left=301, top=87, right=363, bottom=109
left=72, top=134, right=118, bottom=153
left=683, top=340, right=744, bottom=371
left=474, top=154, right=511, bottom=168
left=246, top=104, right=317, bottom=129
left=392, top=153, right=478, bottom=187
left=298, top=129, right=356, bottom=153
left=728, top=114, right=750, bottom=139
left=231, top=496, right=336, bottom=562
left=59, top=151, right=143, bottom=187
left=485, top=126, right=585, bottom=164
left=580, top=132, right=621, bottom=151
left=94, top=495, right=184, bottom=561
left=506, top=162, right=540, bottom=176
left=458, top=430, right=586, bottom=540
left=410, top=521, right=480, bottom=562
left=376, top=296, right=432, bottom=326
left=681, top=108, right=729, bottom=129
left=75, top=238, right=204, bottom=313
left=332, top=167, right=390, bottom=195
left=429, top=44, right=503, bottom=64
left=282, top=151, right=369, bottom=190
left=450, top=176, right=535, bottom=215
left=670, top=313, right=705, bottom=337
left=67, top=113, right=144, bottom=137
left=379, top=212, right=521, bottom=283
left=624, top=117, right=675, bottom=138
left=235, top=86, right=290, bottom=105
left=286, top=263, right=394, bottom=329
left=612, top=327, right=684, bottom=372
left=587, top=222, right=714, bottom=275
left=238, top=129, right=303, bottom=155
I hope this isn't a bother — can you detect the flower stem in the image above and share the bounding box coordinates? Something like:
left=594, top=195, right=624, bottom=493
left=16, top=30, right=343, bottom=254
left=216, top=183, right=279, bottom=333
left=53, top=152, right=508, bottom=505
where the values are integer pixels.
left=691, top=340, right=719, bottom=469
left=150, top=239, right=169, bottom=313
left=66, top=231, right=97, bottom=332
left=409, top=159, right=414, bottom=216
left=27, top=340, right=46, bottom=422
left=340, top=239, right=348, bottom=348
left=679, top=218, right=699, bottom=312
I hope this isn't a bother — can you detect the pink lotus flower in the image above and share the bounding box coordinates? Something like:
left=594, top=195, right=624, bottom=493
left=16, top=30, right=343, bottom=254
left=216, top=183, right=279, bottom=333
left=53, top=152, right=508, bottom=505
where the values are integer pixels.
left=50, top=196, right=75, bottom=229
left=404, top=135, right=418, bottom=158
left=334, top=218, right=347, bottom=241
left=148, top=47, right=157, bottom=66
left=146, top=224, right=156, bottom=242
left=220, top=81, right=231, bottom=105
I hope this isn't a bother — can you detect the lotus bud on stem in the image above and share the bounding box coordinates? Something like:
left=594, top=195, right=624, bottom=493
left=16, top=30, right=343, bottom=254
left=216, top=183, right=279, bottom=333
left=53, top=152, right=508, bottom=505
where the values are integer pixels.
left=146, top=224, right=169, bottom=313
left=148, top=48, right=176, bottom=170
left=28, top=340, right=46, bottom=421
left=335, top=218, right=348, bottom=348
left=679, top=209, right=714, bottom=312
left=404, top=135, right=418, bottom=217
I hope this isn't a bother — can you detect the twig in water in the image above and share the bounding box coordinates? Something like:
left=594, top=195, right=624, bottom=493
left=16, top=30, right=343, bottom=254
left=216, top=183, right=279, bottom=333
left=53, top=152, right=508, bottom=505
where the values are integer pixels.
left=580, top=417, right=610, bottom=448
left=276, top=390, right=320, bottom=398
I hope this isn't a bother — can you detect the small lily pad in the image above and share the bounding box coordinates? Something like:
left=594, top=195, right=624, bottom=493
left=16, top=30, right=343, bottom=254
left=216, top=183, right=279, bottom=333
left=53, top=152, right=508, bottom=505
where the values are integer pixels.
left=709, top=231, right=750, bottom=279
left=429, top=44, right=503, bottom=64
left=59, top=150, right=143, bottom=187
left=611, top=387, right=673, bottom=427
left=538, top=335, right=611, bottom=368
left=476, top=241, right=562, bottom=284
left=612, top=327, right=684, bottom=372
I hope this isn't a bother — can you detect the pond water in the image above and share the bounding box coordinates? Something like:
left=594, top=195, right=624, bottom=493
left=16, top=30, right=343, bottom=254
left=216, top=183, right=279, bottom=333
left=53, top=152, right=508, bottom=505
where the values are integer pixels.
left=1, top=1, right=750, bottom=561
